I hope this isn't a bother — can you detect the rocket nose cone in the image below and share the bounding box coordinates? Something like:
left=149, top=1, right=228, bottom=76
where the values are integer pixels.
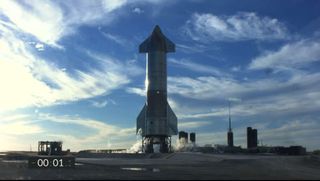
left=150, top=27, right=166, bottom=51
left=139, top=25, right=175, bottom=53
left=152, top=25, right=162, bottom=34
left=153, top=25, right=161, bottom=31
left=151, top=25, right=165, bottom=42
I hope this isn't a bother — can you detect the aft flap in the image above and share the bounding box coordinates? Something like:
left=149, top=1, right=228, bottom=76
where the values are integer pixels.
left=167, top=104, right=178, bottom=135
left=136, top=104, right=147, bottom=135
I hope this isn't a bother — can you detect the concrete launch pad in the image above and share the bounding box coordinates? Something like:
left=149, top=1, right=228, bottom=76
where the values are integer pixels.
left=0, top=152, right=320, bottom=180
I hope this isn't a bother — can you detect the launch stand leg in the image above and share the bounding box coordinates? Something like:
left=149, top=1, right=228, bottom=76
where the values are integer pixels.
left=142, top=136, right=172, bottom=153
left=142, top=137, right=154, bottom=153
left=142, top=137, right=145, bottom=153
left=159, top=137, right=168, bottom=153
left=168, top=136, right=172, bottom=153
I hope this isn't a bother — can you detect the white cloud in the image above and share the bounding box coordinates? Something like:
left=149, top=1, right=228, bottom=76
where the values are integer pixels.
left=91, top=98, right=116, bottom=108
left=0, top=114, right=43, bottom=135
left=169, top=58, right=230, bottom=77
left=126, top=87, right=146, bottom=97
left=0, top=0, right=64, bottom=47
left=0, top=121, right=43, bottom=135
left=35, top=43, right=45, bottom=51
left=0, top=0, right=128, bottom=47
left=0, top=112, right=137, bottom=151
left=231, top=66, right=241, bottom=72
left=168, top=76, right=243, bottom=100
left=179, top=121, right=211, bottom=130
left=132, top=7, right=143, bottom=14
left=101, top=0, right=128, bottom=12
left=0, top=23, right=133, bottom=112
left=39, top=113, right=135, bottom=151
left=0, top=0, right=148, bottom=112
left=168, top=74, right=307, bottom=100
left=86, top=51, right=143, bottom=77
left=27, top=42, right=45, bottom=51
left=249, top=39, right=320, bottom=70
left=101, top=31, right=131, bottom=47
left=91, top=100, right=108, bottom=108
left=184, top=12, right=289, bottom=42
left=0, top=114, right=43, bottom=151
left=0, top=0, right=172, bottom=48
left=228, top=97, right=241, bottom=102
left=178, top=109, right=223, bottom=119
left=168, top=71, right=320, bottom=119
left=259, top=120, right=320, bottom=148
left=176, top=43, right=207, bottom=54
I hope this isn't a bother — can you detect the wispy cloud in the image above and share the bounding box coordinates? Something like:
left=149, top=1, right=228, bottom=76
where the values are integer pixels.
left=231, top=66, right=241, bottom=72
left=176, top=43, right=207, bottom=54
left=249, top=39, right=320, bottom=70
left=86, top=51, right=144, bottom=77
left=168, top=71, right=320, bottom=119
left=126, top=87, right=146, bottom=97
left=132, top=7, right=143, bottom=14
left=0, top=113, right=137, bottom=151
left=169, top=58, right=230, bottom=77
left=35, top=43, right=45, bottom=51
left=0, top=114, right=42, bottom=150
left=0, top=121, right=43, bottom=135
left=0, top=0, right=128, bottom=47
left=38, top=113, right=135, bottom=151
left=91, top=100, right=108, bottom=108
left=0, top=23, right=134, bottom=112
left=0, top=114, right=43, bottom=135
left=179, top=121, right=211, bottom=130
left=168, top=76, right=243, bottom=100
left=27, top=42, right=45, bottom=51
left=91, top=98, right=116, bottom=108
left=228, top=97, right=242, bottom=102
left=0, top=0, right=173, bottom=48
left=184, top=12, right=289, bottom=42
left=101, top=31, right=131, bottom=47
left=0, top=0, right=149, bottom=113
left=178, top=109, right=224, bottom=119
left=0, top=0, right=64, bottom=47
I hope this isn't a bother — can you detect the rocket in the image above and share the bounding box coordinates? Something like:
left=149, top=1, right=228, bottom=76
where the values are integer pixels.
left=136, top=25, right=178, bottom=153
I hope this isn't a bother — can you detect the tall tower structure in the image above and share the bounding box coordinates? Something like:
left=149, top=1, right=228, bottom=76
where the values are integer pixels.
left=227, top=101, right=234, bottom=147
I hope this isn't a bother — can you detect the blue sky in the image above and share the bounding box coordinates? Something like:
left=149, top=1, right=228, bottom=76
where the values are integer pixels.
left=0, top=0, right=320, bottom=151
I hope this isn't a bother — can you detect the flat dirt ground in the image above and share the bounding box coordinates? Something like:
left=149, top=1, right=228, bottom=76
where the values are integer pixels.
left=0, top=152, right=320, bottom=180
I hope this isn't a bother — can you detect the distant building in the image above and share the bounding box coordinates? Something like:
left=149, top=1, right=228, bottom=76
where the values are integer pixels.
left=179, top=131, right=188, bottom=143
left=247, top=127, right=258, bottom=148
left=190, top=132, right=196, bottom=143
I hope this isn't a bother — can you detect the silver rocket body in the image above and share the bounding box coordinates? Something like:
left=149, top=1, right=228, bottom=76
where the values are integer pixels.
left=137, top=25, right=178, bottom=153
